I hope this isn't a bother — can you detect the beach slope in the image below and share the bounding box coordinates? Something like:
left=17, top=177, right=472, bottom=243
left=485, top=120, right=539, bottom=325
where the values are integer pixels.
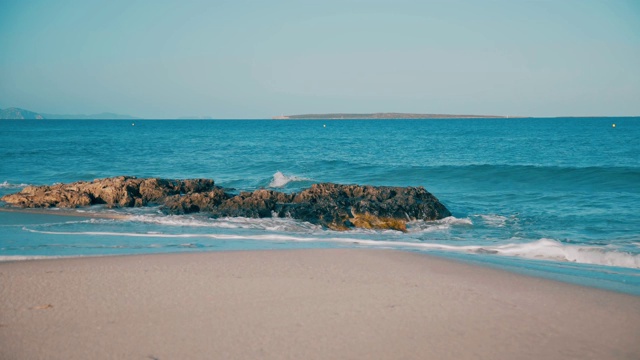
left=1, top=249, right=639, bottom=359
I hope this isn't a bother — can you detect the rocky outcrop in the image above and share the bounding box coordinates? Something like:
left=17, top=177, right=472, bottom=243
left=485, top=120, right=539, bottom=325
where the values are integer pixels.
left=1, top=176, right=451, bottom=231
left=207, top=189, right=294, bottom=218
left=162, top=187, right=230, bottom=214
left=285, top=183, right=451, bottom=231
left=0, top=176, right=216, bottom=208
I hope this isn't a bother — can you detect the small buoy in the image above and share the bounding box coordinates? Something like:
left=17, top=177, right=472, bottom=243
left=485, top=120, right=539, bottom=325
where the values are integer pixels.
left=132, top=123, right=135, bottom=126
left=323, top=124, right=326, bottom=128
left=612, top=123, right=616, bottom=128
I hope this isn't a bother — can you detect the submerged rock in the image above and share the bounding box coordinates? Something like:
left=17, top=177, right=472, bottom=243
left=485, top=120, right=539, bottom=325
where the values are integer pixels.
left=2, top=176, right=451, bottom=231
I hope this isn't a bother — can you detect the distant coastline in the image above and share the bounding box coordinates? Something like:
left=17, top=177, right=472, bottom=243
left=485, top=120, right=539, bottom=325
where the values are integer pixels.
left=273, top=112, right=512, bottom=119
left=2, top=108, right=511, bottom=120
left=0, top=107, right=137, bottom=120
left=2, top=106, right=635, bottom=120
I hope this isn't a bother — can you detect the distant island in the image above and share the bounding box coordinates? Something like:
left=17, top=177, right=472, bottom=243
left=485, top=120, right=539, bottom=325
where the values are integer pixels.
left=273, top=113, right=511, bottom=119
left=41, top=112, right=138, bottom=120
left=0, top=107, right=44, bottom=120
left=0, top=107, right=137, bottom=120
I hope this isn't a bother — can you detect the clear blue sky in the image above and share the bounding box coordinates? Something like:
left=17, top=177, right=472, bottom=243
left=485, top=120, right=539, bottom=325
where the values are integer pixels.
left=1, top=0, right=639, bottom=118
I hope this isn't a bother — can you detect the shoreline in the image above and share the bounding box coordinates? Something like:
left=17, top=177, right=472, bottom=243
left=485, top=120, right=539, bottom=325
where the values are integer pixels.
left=1, top=248, right=639, bottom=359
left=2, top=206, right=639, bottom=297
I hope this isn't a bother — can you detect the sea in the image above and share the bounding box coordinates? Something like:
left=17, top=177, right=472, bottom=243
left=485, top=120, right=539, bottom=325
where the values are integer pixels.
left=1, top=118, right=639, bottom=295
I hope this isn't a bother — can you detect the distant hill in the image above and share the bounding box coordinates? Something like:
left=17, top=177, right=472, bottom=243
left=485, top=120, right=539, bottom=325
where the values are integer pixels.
left=0, top=107, right=137, bottom=120
left=0, top=107, right=44, bottom=119
left=41, top=112, right=138, bottom=120
left=273, top=112, right=509, bottom=119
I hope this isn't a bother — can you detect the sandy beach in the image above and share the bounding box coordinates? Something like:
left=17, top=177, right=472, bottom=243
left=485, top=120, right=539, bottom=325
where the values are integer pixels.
left=1, top=249, right=639, bottom=360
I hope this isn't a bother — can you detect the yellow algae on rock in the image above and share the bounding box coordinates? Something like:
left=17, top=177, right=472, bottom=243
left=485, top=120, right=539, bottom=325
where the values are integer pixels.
left=350, top=213, right=407, bottom=232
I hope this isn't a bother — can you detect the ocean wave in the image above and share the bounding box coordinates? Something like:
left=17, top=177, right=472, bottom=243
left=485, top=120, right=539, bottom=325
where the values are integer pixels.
left=471, top=239, right=640, bottom=269
left=407, top=216, right=473, bottom=233
left=395, top=164, right=640, bottom=192
left=268, top=171, right=311, bottom=188
left=439, top=216, right=473, bottom=225
left=476, top=214, right=509, bottom=227
left=18, top=227, right=640, bottom=268
left=0, top=181, right=30, bottom=189
left=126, top=214, right=322, bottom=232
left=0, top=218, right=114, bottom=229
left=21, top=228, right=247, bottom=239
left=126, top=215, right=219, bottom=227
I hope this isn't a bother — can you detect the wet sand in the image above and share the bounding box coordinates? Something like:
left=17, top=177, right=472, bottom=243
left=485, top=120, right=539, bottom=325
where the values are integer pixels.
left=1, top=249, right=639, bottom=359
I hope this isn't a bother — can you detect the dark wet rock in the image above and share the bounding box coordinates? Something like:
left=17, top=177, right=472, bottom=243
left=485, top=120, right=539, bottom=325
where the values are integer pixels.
left=286, top=183, right=451, bottom=231
left=2, top=177, right=451, bottom=231
left=208, top=189, right=294, bottom=218
left=168, top=183, right=451, bottom=231
left=162, top=187, right=230, bottom=215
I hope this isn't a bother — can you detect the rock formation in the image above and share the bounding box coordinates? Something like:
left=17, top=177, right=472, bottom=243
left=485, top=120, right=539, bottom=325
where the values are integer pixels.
left=0, top=176, right=216, bottom=208
left=1, top=176, right=451, bottom=231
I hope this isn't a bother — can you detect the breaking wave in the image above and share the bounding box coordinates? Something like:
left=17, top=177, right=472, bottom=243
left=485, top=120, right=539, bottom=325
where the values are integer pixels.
left=268, top=171, right=311, bottom=188
left=407, top=216, right=473, bottom=233
left=20, top=221, right=640, bottom=269
left=126, top=214, right=322, bottom=232
left=469, top=238, right=640, bottom=269
left=0, top=181, right=30, bottom=189
left=476, top=214, right=508, bottom=227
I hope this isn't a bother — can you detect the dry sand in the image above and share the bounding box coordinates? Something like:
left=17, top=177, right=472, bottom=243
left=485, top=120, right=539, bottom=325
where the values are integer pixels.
left=1, top=249, right=639, bottom=360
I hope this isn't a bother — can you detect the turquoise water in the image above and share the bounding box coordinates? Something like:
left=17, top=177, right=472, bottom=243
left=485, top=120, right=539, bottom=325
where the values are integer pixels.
left=1, top=118, right=639, bottom=294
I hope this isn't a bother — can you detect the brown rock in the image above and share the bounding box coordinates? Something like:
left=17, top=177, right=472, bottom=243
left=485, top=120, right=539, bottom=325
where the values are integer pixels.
left=285, top=183, right=451, bottom=230
left=1, top=176, right=216, bottom=208
left=209, top=190, right=294, bottom=218
left=2, top=177, right=451, bottom=231
left=162, top=187, right=230, bottom=214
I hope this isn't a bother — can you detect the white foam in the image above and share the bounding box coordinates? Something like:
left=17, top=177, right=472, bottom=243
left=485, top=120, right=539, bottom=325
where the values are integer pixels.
left=18, top=224, right=640, bottom=269
left=407, top=216, right=472, bottom=233
left=126, top=214, right=322, bottom=232
left=477, top=214, right=508, bottom=227
left=126, top=215, right=214, bottom=227
left=23, top=227, right=248, bottom=239
left=0, top=255, right=78, bottom=262
left=268, top=171, right=309, bottom=188
left=440, top=216, right=473, bottom=225
left=477, top=238, right=640, bottom=269
left=0, top=181, right=30, bottom=189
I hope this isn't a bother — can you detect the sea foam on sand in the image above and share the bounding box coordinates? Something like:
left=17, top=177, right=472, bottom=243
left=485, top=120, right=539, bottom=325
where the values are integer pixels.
left=1, top=249, right=639, bottom=360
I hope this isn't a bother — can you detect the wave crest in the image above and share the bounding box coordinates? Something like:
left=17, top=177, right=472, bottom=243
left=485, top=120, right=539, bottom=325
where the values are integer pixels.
left=408, top=216, right=473, bottom=233
left=476, top=238, right=640, bottom=269
left=0, top=181, right=30, bottom=189
left=17, top=223, right=640, bottom=268
left=477, top=214, right=508, bottom=227
left=127, top=214, right=322, bottom=232
left=268, top=171, right=310, bottom=188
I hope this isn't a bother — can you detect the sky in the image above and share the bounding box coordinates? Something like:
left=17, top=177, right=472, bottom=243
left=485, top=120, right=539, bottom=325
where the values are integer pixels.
left=1, top=0, right=639, bottom=118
